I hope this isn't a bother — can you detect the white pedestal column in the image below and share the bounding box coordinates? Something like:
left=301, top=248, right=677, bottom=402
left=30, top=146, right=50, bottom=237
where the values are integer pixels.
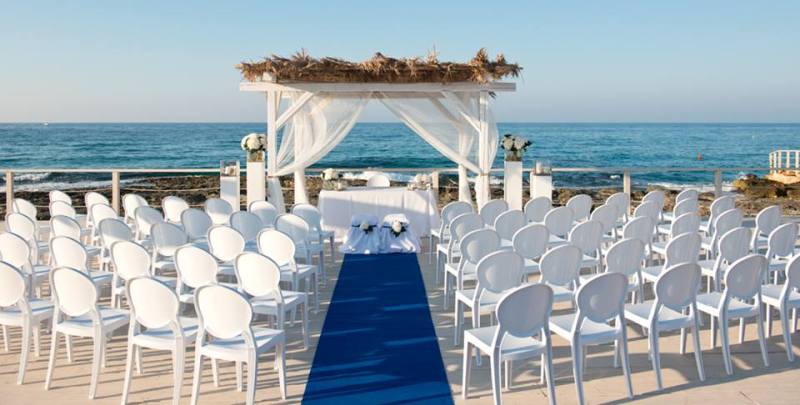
left=246, top=160, right=266, bottom=207
left=220, top=164, right=241, bottom=211
left=531, top=173, right=553, bottom=200
left=504, top=160, right=523, bottom=210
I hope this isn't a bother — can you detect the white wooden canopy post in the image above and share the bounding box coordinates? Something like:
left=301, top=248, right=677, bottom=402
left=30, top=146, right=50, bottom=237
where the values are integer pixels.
left=476, top=91, right=491, bottom=208
left=265, top=90, right=280, bottom=210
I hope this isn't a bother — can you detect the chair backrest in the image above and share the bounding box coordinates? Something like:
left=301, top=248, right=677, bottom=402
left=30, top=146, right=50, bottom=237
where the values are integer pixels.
left=5, top=213, right=37, bottom=242
left=672, top=198, right=698, bottom=218
left=675, top=189, right=699, bottom=204
left=90, top=203, right=118, bottom=228
left=50, top=266, right=98, bottom=317
left=111, top=240, right=151, bottom=281
left=459, top=228, right=501, bottom=268
left=135, top=206, right=165, bottom=238
left=480, top=199, right=509, bottom=226
left=568, top=220, right=604, bottom=257
left=234, top=252, right=282, bottom=300
left=493, top=210, right=527, bottom=241
left=495, top=283, right=553, bottom=340
left=670, top=212, right=700, bottom=238
left=50, top=200, right=78, bottom=219
left=589, top=204, right=617, bottom=234
left=664, top=232, right=702, bottom=267
left=248, top=200, right=278, bottom=227
left=98, top=218, right=133, bottom=248
left=440, top=201, right=474, bottom=229
left=785, top=254, right=800, bottom=294
left=85, top=192, right=110, bottom=215
left=181, top=208, right=213, bottom=241
left=292, top=204, right=323, bottom=231
left=543, top=206, right=574, bottom=238
left=366, top=173, right=391, bottom=187
left=714, top=208, right=743, bottom=236
left=174, top=245, right=219, bottom=289
left=766, top=222, right=798, bottom=259
left=654, top=262, right=702, bottom=312
left=605, top=192, right=630, bottom=221
left=50, top=236, right=89, bottom=272
left=605, top=238, right=645, bottom=278
left=716, top=227, right=752, bottom=264
left=0, top=232, right=33, bottom=272
left=566, top=194, right=592, bottom=222
left=448, top=213, right=484, bottom=248
left=708, top=195, right=736, bottom=223
left=0, top=261, right=27, bottom=307
left=204, top=198, right=233, bottom=225
left=12, top=198, right=38, bottom=221
left=642, top=190, right=666, bottom=210
left=49, top=190, right=72, bottom=205
left=50, top=215, right=82, bottom=240
left=576, top=272, right=628, bottom=323
left=122, top=194, right=148, bottom=222
left=162, top=196, right=189, bottom=223
left=539, top=243, right=583, bottom=287
left=755, top=205, right=782, bottom=238
left=229, top=211, right=264, bottom=242
left=274, top=213, right=312, bottom=246
left=524, top=197, right=551, bottom=223
left=195, top=284, right=253, bottom=340
left=151, top=222, right=188, bottom=257
left=127, top=277, right=180, bottom=330
left=257, top=229, right=296, bottom=267
left=633, top=200, right=661, bottom=223
left=723, top=254, right=766, bottom=301
left=512, top=223, right=549, bottom=261
left=476, top=250, right=524, bottom=294
left=207, top=225, right=245, bottom=262
left=622, top=216, right=655, bottom=246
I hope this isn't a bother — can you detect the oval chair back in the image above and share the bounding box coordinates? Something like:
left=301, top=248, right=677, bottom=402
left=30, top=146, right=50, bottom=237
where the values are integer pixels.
left=248, top=200, right=278, bottom=227
left=524, top=197, right=551, bottom=223
left=174, top=245, right=220, bottom=290
left=723, top=254, right=767, bottom=302
left=664, top=232, right=702, bottom=268
left=204, top=198, right=233, bottom=225
left=590, top=204, right=617, bottom=236
left=162, top=196, right=189, bottom=223
left=50, top=236, right=89, bottom=272
left=476, top=250, right=524, bottom=295
left=230, top=211, right=264, bottom=242
left=195, top=284, right=253, bottom=340
left=675, top=189, right=699, bottom=204
left=122, top=194, right=148, bottom=224
left=494, top=210, right=526, bottom=241
left=539, top=244, right=583, bottom=288
left=569, top=220, right=604, bottom=260
left=512, top=223, right=549, bottom=262
left=543, top=206, right=574, bottom=238
left=576, top=272, right=628, bottom=324
left=234, top=252, right=283, bottom=302
left=480, top=199, right=509, bottom=226
left=605, top=192, right=630, bottom=222
left=127, top=277, right=180, bottom=330
left=566, top=194, right=592, bottom=222
left=622, top=216, right=655, bottom=247
left=633, top=200, right=661, bottom=224
left=111, top=241, right=152, bottom=281
left=50, top=266, right=98, bottom=318
left=669, top=212, right=700, bottom=239
left=50, top=200, right=78, bottom=219
left=50, top=215, right=83, bottom=241
left=654, top=262, right=702, bottom=312
left=207, top=225, right=246, bottom=263
left=257, top=229, right=296, bottom=268
left=181, top=208, right=213, bottom=241
left=49, top=190, right=72, bottom=205
left=767, top=222, right=798, bottom=261
left=605, top=238, right=645, bottom=280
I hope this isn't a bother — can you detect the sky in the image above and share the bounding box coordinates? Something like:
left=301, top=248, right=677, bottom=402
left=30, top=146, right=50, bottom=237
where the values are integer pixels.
left=1, top=1, right=799, bottom=123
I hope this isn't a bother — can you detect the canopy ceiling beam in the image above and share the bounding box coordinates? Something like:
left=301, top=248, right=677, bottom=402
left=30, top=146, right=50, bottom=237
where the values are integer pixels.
left=241, top=81, right=515, bottom=93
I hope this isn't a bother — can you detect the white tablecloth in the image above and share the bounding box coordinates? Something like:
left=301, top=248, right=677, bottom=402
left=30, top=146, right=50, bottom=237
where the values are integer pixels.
left=319, top=187, right=440, bottom=240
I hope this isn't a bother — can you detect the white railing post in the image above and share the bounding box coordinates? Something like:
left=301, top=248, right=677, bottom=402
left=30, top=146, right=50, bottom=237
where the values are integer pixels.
left=4, top=170, right=13, bottom=216
left=623, top=170, right=631, bottom=213
left=430, top=171, right=439, bottom=203
left=714, top=169, right=723, bottom=197
left=769, top=151, right=774, bottom=174
left=111, top=170, right=121, bottom=214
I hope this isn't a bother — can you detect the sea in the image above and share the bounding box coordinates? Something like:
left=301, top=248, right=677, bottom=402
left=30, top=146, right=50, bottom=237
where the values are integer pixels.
left=0, top=123, right=798, bottom=192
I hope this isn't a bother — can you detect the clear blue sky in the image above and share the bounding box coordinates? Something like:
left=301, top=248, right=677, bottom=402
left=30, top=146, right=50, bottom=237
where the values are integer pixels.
left=1, top=1, right=798, bottom=123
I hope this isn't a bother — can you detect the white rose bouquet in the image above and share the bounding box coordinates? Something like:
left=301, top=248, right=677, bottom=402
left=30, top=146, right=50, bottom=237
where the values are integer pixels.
left=408, top=173, right=431, bottom=190
left=389, top=220, right=406, bottom=237
left=321, top=168, right=344, bottom=190
left=500, top=133, right=531, bottom=162
left=241, top=133, right=267, bottom=162
left=358, top=220, right=375, bottom=234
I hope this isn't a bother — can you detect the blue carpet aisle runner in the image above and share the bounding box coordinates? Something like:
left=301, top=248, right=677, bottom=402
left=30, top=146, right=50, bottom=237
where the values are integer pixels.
left=302, top=253, right=453, bottom=404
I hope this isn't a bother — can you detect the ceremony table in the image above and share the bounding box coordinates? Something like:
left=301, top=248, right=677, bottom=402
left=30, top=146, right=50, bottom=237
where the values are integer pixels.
left=318, top=186, right=440, bottom=240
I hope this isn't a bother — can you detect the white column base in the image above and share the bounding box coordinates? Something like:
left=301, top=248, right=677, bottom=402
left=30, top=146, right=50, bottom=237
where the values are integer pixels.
left=246, top=161, right=266, bottom=207
left=531, top=174, right=553, bottom=201
left=504, top=161, right=523, bottom=210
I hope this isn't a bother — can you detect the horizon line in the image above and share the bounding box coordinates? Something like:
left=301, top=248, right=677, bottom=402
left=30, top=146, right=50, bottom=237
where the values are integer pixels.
left=2, top=121, right=800, bottom=125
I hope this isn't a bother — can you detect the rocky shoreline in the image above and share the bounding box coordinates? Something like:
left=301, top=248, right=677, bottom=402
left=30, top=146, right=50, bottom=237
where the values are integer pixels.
left=4, top=174, right=800, bottom=220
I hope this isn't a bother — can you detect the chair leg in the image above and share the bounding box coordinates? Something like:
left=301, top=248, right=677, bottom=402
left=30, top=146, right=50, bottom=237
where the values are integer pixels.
left=173, top=346, right=185, bottom=405
left=719, top=315, right=733, bottom=375
left=738, top=318, right=746, bottom=344
left=540, top=354, right=545, bottom=384
left=572, top=342, right=585, bottom=405
left=504, top=360, right=512, bottom=391
left=235, top=361, right=243, bottom=392
left=709, top=315, right=717, bottom=349
left=650, top=332, right=662, bottom=390
left=66, top=335, right=73, bottom=363
left=620, top=334, right=634, bottom=399
left=329, top=235, right=335, bottom=263
left=277, top=344, right=287, bottom=401
left=1, top=325, right=8, bottom=351
left=461, top=342, right=472, bottom=399
left=489, top=353, right=501, bottom=405
left=44, top=331, right=58, bottom=390
left=17, top=323, right=31, bottom=385
left=453, top=301, right=462, bottom=346
left=313, top=273, right=320, bottom=313
left=756, top=311, right=770, bottom=367
left=767, top=305, right=774, bottom=337
left=121, top=343, right=136, bottom=405
left=545, top=344, right=557, bottom=405
left=211, top=359, right=219, bottom=387
left=692, top=316, right=706, bottom=381
left=89, top=334, right=103, bottom=399
left=33, top=325, right=41, bottom=357
left=679, top=327, right=687, bottom=355
left=780, top=305, right=795, bottom=362
left=190, top=352, right=203, bottom=405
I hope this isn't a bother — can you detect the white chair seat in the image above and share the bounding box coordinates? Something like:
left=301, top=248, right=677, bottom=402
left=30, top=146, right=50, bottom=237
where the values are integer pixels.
left=464, top=325, right=546, bottom=362
left=699, top=236, right=713, bottom=252
left=178, top=282, right=237, bottom=304
left=279, top=263, right=316, bottom=283
left=297, top=242, right=324, bottom=256
left=153, top=260, right=176, bottom=272
left=651, top=241, right=668, bottom=256
left=31, top=264, right=51, bottom=282
left=697, top=259, right=716, bottom=275
left=696, top=292, right=758, bottom=318
left=581, top=254, right=600, bottom=268
left=251, top=291, right=307, bottom=315
left=625, top=302, right=692, bottom=331
left=699, top=221, right=712, bottom=234
left=218, top=264, right=236, bottom=278
left=549, top=284, right=575, bottom=303
left=131, top=317, right=199, bottom=349
left=89, top=272, right=114, bottom=286
left=55, top=308, right=129, bottom=337
left=85, top=245, right=101, bottom=258
left=198, top=327, right=284, bottom=362
left=768, top=258, right=791, bottom=273
left=550, top=314, right=618, bottom=345
left=113, top=276, right=177, bottom=297
left=548, top=234, right=568, bottom=247
left=523, top=258, right=540, bottom=275
left=0, top=300, right=54, bottom=325
left=455, top=289, right=504, bottom=313
left=761, top=285, right=800, bottom=308
left=641, top=265, right=662, bottom=283
left=656, top=224, right=671, bottom=235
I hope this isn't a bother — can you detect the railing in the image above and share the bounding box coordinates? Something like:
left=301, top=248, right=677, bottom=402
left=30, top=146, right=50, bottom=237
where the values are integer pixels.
left=769, top=150, right=800, bottom=175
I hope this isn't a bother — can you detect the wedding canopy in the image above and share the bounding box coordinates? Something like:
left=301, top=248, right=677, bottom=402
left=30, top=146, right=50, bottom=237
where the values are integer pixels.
left=238, top=50, right=519, bottom=210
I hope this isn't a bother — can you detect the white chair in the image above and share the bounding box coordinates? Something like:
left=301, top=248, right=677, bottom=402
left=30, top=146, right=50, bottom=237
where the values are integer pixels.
left=134, top=205, right=165, bottom=241
left=762, top=254, right=800, bottom=361
left=292, top=203, right=336, bottom=261
left=696, top=254, right=769, bottom=375
left=675, top=189, right=699, bottom=204
left=462, top=283, right=556, bottom=405
left=230, top=211, right=264, bottom=243
left=699, top=208, right=742, bottom=258
left=50, top=192, right=88, bottom=226
left=566, top=194, right=592, bottom=223
left=248, top=200, right=278, bottom=228
left=89, top=203, right=119, bottom=245
left=543, top=206, right=573, bottom=245
left=0, top=261, right=54, bottom=384
left=50, top=215, right=99, bottom=258
left=550, top=272, right=633, bottom=405
left=651, top=212, right=700, bottom=257
left=110, top=240, right=176, bottom=308
left=598, top=238, right=646, bottom=303
left=480, top=199, right=509, bottom=227
left=49, top=190, right=73, bottom=205
left=150, top=222, right=188, bottom=273
left=699, top=195, right=736, bottom=235
left=190, top=284, right=287, bottom=404
left=624, top=262, right=705, bottom=390
left=605, top=192, right=630, bottom=224
left=538, top=244, right=583, bottom=305
left=257, top=229, right=319, bottom=311
left=12, top=198, right=49, bottom=238
left=84, top=192, right=110, bottom=232
left=50, top=235, right=114, bottom=288
left=512, top=223, right=549, bottom=276
left=764, top=222, right=798, bottom=284
left=204, top=198, right=233, bottom=225
left=454, top=250, right=524, bottom=346
left=45, top=266, right=129, bottom=399
left=493, top=209, right=526, bottom=246
left=0, top=233, right=50, bottom=298
left=589, top=203, right=618, bottom=241
left=98, top=217, right=135, bottom=271
left=276, top=213, right=326, bottom=283
left=430, top=201, right=473, bottom=259
left=162, top=196, right=190, bottom=224
left=447, top=228, right=500, bottom=315
left=235, top=252, right=309, bottom=349
left=5, top=212, right=49, bottom=260
left=174, top=245, right=231, bottom=306
left=437, top=213, right=484, bottom=285
left=661, top=196, right=698, bottom=226
left=700, top=227, right=751, bottom=292
left=642, top=232, right=701, bottom=284
left=121, top=277, right=198, bottom=405
left=568, top=220, right=604, bottom=271
left=641, top=189, right=666, bottom=214
left=752, top=205, right=782, bottom=253
left=122, top=193, right=148, bottom=226
left=181, top=208, right=213, bottom=243
left=606, top=216, right=654, bottom=262
left=207, top=225, right=246, bottom=274
left=366, top=172, right=391, bottom=187
left=632, top=200, right=661, bottom=225
left=523, top=196, right=551, bottom=223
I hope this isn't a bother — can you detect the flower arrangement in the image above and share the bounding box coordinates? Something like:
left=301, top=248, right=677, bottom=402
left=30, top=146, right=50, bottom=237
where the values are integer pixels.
left=389, top=220, right=407, bottom=237
left=241, top=133, right=267, bottom=162
left=500, top=134, right=531, bottom=162
left=407, top=173, right=431, bottom=190
left=321, top=168, right=345, bottom=190
left=358, top=220, right=375, bottom=234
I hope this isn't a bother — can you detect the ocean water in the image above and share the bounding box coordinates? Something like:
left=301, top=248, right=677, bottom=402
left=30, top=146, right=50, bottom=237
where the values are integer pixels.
left=0, top=122, right=798, bottom=191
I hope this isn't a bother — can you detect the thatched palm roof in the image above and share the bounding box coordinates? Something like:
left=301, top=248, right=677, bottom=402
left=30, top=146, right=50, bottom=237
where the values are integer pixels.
left=237, top=49, right=521, bottom=84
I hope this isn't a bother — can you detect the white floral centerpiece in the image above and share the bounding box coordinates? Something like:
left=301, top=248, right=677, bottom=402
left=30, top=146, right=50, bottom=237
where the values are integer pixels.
left=500, top=133, right=531, bottom=162
left=358, top=220, right=375, bottom=234
left=241, top=133, right=267, bottom=162
left=389, top=219, right=407, bottom=237
left=321, top=168, right=345, bottom=190
left=407, top=173, right=431, bottom=190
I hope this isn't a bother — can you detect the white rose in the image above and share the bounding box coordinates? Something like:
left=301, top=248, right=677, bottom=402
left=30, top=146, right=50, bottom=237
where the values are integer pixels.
left=502, top=137, right=514, bottom=149
left=513, top=137, right=526, bottom=150
left=359, top=221, right=370, bottom=231
left=391, top=220, right=403, bottom=234
left=419, top=174, right=430, bottom=184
